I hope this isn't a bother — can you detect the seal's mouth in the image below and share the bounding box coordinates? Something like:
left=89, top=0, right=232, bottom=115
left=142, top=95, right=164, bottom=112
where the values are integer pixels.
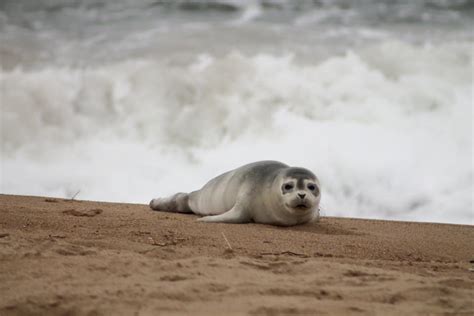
left=285, top=201, right=312, bottom=212
left=294, top=204, right=309, bottom=210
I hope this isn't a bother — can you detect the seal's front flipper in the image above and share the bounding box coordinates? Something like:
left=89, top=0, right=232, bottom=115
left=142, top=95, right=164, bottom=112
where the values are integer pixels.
left=197, top=206, right=249, bottom=224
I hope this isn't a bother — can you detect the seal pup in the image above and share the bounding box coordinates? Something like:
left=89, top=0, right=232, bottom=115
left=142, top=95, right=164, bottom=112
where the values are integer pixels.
left=149, top=161, right=321, bottom=226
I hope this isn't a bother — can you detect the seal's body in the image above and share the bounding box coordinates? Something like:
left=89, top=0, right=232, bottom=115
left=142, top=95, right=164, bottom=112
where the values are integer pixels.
left=150, top=161, right=321, bottom=226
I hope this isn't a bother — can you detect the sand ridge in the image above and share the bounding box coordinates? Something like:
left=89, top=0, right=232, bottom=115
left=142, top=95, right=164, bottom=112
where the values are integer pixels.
left=0, top=194, right=473, bottom=315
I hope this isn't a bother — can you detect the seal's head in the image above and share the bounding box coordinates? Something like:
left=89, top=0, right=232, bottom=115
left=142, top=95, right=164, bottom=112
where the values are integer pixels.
left=278, top=167, right=321, bottom=216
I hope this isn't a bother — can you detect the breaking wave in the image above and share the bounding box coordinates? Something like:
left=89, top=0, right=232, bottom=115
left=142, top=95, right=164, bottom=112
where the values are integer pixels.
left=1, top=40, right=472, bottom=224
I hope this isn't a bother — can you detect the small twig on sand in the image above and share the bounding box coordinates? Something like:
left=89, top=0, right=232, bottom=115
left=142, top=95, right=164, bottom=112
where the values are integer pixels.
left=71, top=190, right=81, bottom=200
left=148, top=236, right=167, bottom=247
left=221, top=232, right=233, bottom=251
left=260, top=251, right=309, bottom=258
left=281, top=251, right=309, bottom=258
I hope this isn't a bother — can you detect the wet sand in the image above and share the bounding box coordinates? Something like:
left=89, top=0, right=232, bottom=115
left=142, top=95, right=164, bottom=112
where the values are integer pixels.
left=0, top=194, right=473, bottom=315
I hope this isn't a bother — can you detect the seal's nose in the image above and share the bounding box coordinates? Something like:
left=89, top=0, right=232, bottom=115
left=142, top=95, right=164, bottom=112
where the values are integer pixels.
left=298, top=193, right=306, bottom=199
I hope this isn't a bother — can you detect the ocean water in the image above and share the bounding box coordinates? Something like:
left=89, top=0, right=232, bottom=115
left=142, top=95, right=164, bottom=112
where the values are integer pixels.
left=1, top=0, right=472, bottom=224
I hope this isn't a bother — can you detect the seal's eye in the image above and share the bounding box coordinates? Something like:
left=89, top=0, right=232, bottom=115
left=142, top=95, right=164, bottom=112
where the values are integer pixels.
left=307, top=184, right=316, bottom=191
left=284, top=184, right=293, bottom=190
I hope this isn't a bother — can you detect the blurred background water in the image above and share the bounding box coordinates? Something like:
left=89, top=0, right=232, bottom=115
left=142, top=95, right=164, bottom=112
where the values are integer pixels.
left=1, top=0, right=472, bottom=224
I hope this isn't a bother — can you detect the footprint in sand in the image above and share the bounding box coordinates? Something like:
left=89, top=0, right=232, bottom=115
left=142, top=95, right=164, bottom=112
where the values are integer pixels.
left=62, top=209, right=103, bottom=217
left=55, top=244, right=96, bottom=256
left=249, top=306, right=317, bottom=316
left=206, top=283, right=229, bottom=293
left=438, top=278, right=473, bottom=290
left=159, top=275, right=189, bottom=282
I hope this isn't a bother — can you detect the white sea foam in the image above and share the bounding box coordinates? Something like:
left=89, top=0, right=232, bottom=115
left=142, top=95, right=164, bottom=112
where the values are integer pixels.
left=1, top=40, right=472, bottom=224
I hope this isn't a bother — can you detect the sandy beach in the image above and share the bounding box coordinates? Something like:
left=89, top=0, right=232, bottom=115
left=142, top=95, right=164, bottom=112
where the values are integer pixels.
left=0, top=194, right=472, bottom=315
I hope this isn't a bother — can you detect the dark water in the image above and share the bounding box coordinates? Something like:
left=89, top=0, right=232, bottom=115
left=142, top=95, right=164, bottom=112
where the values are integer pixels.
left=1, top=0, right=472, bottom=68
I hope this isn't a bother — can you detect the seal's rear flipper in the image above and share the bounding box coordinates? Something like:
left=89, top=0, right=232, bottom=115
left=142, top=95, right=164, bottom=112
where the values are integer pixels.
left=149, top=193, right=192, bottom=213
